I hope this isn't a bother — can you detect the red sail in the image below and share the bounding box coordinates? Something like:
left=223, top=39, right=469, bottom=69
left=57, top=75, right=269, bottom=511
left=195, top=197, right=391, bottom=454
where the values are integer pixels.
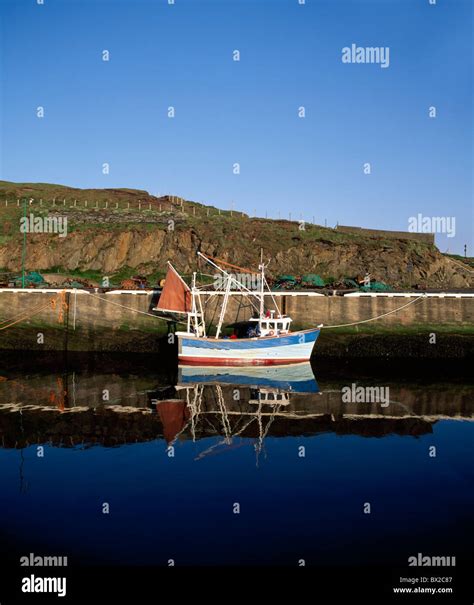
left=156, top=400, right=190, bottom=444
left=157, top=264, right=191, bottom=314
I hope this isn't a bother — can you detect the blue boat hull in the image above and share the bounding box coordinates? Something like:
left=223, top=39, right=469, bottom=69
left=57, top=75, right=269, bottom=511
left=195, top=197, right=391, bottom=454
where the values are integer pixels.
left=178, top=329, right=320, bottom=366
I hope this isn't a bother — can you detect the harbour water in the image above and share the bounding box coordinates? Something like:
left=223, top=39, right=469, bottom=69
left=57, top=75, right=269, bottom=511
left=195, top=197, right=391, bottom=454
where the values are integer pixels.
left=0, top=353, right=472, bottom=597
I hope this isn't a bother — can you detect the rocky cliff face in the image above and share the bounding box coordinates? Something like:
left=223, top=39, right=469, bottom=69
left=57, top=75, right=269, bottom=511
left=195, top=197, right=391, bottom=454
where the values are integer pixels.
left=0, top=181, right=472, bottom=288
left=0, top=224, right=471, bottom=288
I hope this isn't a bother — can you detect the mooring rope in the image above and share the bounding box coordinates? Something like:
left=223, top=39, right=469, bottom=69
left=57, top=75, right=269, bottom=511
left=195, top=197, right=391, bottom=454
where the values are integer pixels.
left=0, top=297, right=60, bottom=331
left=0, top=301, right=50, bottom=326
left=87, top=291, right=184, bottom=323
left=320, top=294, right=427, bottom=329
left=0, top=290, right=428, bottom=333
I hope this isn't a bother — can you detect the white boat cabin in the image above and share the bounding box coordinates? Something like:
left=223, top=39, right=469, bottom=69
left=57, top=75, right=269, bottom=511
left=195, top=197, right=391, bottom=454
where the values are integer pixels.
left=249, top=311, right=292, bottom=337
left=249, top=389, right=291, bottom=406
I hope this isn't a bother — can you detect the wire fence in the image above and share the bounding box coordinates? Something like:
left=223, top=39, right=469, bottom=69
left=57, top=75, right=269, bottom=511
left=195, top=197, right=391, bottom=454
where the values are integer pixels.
left=0, top=196, right=324, bottom=225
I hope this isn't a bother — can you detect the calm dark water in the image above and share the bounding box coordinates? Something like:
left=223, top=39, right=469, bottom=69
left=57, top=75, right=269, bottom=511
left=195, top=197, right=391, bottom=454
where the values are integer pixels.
left=0, top=354, right=473, bottom=570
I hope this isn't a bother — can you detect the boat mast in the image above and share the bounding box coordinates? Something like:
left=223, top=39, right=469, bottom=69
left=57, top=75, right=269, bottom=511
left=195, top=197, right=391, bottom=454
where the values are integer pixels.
left=215, top=271, right=232, bottom=339
left=259, top=248, right=265, bottom=319
left=196, top=251, right=267, bottom=335
left=189, top=272, right=206, bottom=337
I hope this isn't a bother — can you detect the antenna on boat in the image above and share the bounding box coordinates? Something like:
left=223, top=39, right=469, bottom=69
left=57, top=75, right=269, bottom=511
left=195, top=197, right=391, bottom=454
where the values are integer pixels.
left=259, top=248, right=265, bottom=319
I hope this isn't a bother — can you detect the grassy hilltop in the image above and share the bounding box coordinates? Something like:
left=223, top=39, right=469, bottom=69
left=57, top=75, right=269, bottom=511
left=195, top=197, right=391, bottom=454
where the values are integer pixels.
left=0, top=180, right=472, bottom=289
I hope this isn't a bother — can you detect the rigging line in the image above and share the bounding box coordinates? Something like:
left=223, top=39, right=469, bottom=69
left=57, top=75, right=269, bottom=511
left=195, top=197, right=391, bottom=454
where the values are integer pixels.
left=199, top=253, right=255, bottom=274
left=189, top=384, right=204, bottom=442
left=263, top=276, right=282, bottom=316
left=87, top=292, right=186, bottom=323
left=257, top=402, right=282, bottom=461
left=320, top=295, right=427, bottom=329
left=198, top=252, right=264, bottom=311
left=233, top=414, right=258, bottom=436
left=0, top=297, right=57, bottom=326
left=216, top=385, right=232, bottom=439
left=0, top=299, right=58, bottom=331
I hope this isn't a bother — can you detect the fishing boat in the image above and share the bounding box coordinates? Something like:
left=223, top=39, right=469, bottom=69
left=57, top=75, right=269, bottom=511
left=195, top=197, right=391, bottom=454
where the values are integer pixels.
left=154, top=252, right=321, bottom=366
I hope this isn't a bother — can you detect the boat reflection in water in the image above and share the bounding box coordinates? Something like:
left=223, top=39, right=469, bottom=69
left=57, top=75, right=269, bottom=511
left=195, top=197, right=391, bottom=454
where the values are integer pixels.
left=178, top=362, right=319, bottom=392
left=158, top=363, right=320, bottom=459
left=1, top=360, right=472, bottom=455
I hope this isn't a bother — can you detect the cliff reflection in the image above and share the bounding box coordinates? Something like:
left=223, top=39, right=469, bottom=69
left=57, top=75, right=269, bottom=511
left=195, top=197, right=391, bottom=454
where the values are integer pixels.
left=0, top=362, right=472, bottom=450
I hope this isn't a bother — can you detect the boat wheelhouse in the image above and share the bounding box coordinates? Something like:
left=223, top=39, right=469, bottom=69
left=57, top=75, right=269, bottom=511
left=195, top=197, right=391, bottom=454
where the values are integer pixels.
left=248, top=311, right=292, bottom=337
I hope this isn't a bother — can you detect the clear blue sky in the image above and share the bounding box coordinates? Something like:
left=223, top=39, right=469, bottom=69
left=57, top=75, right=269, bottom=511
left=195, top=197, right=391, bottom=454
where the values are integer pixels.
left=1, top=0, right=472, bottom=253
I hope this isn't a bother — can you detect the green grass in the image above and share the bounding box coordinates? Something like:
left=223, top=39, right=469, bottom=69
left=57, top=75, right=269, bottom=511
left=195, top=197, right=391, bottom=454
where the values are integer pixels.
left=445, top=253, right=474, bottom=268
left=0, top=181, right=437, bottom=255
left=0, top=180, right=446, bottom=291
left=43, top=266, right=103, bottom=281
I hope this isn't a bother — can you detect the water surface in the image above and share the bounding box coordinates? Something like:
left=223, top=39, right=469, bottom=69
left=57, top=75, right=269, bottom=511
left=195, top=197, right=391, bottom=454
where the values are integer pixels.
left=0, top=354, right=472, bottom=572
